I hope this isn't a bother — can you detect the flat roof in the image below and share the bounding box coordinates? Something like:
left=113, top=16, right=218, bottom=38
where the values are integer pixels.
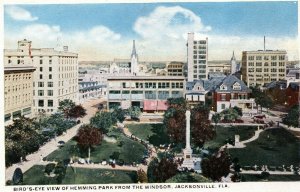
left=4, top=66, right=36, bottom=71
left=107, top=75, right=185, bottom=80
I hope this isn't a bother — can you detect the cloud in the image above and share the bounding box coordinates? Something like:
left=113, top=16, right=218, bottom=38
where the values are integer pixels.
left=5, top=6, right=38, bottom=21
left=134, top=6, right=211, bottom=41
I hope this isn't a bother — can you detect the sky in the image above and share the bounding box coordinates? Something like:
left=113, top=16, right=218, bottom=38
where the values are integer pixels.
left=3, top=1, right=299, bottom=61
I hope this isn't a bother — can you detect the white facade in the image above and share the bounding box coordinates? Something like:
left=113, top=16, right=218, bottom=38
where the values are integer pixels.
left=4, top=39, right=78, bottom=115
left=187, top=32, right=208, bottom=81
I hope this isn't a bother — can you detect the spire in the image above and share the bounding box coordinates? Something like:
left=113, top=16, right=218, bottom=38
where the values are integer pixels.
left=231, top=51, right=236, bottom=61
left=131, top=40, right=137, bottom=58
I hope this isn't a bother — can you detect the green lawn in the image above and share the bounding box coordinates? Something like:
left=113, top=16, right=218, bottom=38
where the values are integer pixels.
left=45, top=128, right=146, bottom=164
left=126, top=123, right=170, bottom=146
left=204, top=126, right=258, bottom=151
left=241, top=174, right=300, bottom=182
left=229, top=128, right=300, bottom=166
left=22, top=165, right=137, bottom=185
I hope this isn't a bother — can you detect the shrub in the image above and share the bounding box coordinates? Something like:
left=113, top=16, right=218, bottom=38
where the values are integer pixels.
left=44, top=163, right=56, bottom=175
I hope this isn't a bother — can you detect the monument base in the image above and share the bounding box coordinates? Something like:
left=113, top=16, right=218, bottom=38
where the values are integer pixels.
left=182, top=148, right=194, bottom=170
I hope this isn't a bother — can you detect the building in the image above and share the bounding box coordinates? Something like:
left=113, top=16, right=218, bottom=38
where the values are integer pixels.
left=286, top=68, right=300, bottom=87
left=185, top=75, right=255, bottom=115
left=107, top=76, right=185, bottom=112
left=79, top=81, right=106, bottom=103
left=286, top=82, right=300, bottom=108
left=4, top=39, right=79, bottom=115
left=207, top=62, right=231, bottom=74
left=187, top=32, right=208, bottom=81
left=241, top=50, right=287, bottom=87
left=4, top=66, right=36, bottom=125
left=167, top=61, right=184, bottom=76
left=213, top=75, right=255, bottom=114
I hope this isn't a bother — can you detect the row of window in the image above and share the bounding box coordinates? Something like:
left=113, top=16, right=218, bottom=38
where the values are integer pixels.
left=248, top=55, right=286, bottom=61
left=34, top=90, right=53, bottom=96
left=193, top=60, right=207, bottom=64
left=248, top=68, right=286, bottom=73
left=37, top=99, right=54, bottom=107
left=248, top=62, right=285, bottom=67
left=5, top=83, right=32, bottom=92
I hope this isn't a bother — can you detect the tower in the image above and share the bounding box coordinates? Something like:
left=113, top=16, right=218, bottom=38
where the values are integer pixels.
left=131, top=40, right=138, bottom=75
left=231, top=51, right=237, bottom=74
left=187, top=33, right=208, bottom=81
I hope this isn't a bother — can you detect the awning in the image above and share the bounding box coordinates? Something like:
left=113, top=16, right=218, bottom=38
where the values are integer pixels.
left=157, top=100, right=168, bottom=110
left=143, top=100, right=157, bottom=111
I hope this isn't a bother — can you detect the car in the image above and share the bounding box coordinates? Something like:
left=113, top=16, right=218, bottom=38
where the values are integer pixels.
left=58, top=141, right=65, bottom=145
left=131, top=117, right=140, bottom=122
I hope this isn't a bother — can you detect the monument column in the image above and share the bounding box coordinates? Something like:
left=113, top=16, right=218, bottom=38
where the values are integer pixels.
left=182, top=110, right=194, bottom=170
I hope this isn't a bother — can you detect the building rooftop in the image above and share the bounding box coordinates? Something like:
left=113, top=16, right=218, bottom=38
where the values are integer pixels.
left=107, top=75, right=185, bottom=80
left=4, top=66, right=36, bottom=72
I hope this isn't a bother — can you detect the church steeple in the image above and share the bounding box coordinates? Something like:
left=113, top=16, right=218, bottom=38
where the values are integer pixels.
left=131, top=40, right=137, bottom=58
left=231, top=51, right=236, bottom=61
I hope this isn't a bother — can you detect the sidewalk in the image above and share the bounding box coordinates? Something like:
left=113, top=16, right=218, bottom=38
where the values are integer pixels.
left=5, top=98, right=103, bottom=182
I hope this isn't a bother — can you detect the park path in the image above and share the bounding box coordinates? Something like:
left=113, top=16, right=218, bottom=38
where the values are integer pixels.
left=122, top=124, right=158, bottom=173
left=5, top=98, right=103, bottom=182
left=225, top=129, right=264, bottom=149
left=37, top=161, right=139, bottom=172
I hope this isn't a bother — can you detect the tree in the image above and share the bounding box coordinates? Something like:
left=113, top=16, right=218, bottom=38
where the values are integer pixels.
left=222, top=108, right=240, bottom=122
left=147, top=157, right=178, bottom=183
left=68, top=105, right=87, bottom=119
left=191, top=104, right=216, bottom=147
left=251, top=87, right=274, bottom=112
left=166, top=172, right=212, bottom=183
left=76, top=124, right=102, bottom=163
left=212, top=113, right=221, bottom=126
left=12, top=168, right=23, bottom=185
left=111, top=107, right=126, bottom=123
left=90, top=112, right=114, bottom=134
left=58, top=99, right=76, bottom=118
left=137, top=169, right=148, bottom=183
left=5, top=117, right=43, bottom=166
left=127, top=106, right=141, bottom=119
left=282, top=105, right=299, bottom=128
left=232, top=106, right=243, bottom=117
left=201, top=150, right=231, bottom=181
left=164, top=98, right=187, bottom=143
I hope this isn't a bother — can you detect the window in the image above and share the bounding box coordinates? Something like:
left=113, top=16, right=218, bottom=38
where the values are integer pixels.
left=49, top=60, right=52, bottom=64
left=40, top=60, right=43, bottom=64
left=264, top=56, right=269, bottom=60
left=221, top=104, right=226, bottom=109
left=271, top=62, right=277, bottom=66
left=279, top=55, right=285, bottom=60
left=47, top=90, right=53, bottom=96
left=264, top=62, right=269, bottom=66
left=256, top=68, right=262, bottom=72
left=48, top=100, right=53, bottom=107
left=248, top=56, right=254, bottom=60
left=40, top=67, right=43, bottom=72
left=271, top=68, right=277, bottom=72
left=38, top=100, right=44, bottom=107
left=145, top=91, right=156, bottom=99
left=256, top=62, right=262, bottom=67
left=48, top=82, right=53, bottom=87
left=38, top=82, right=44, bottom=87
left=8, top=59, right=11, bottom=64
left=49, top=67, right=52, bottom=72
left=221, top=94, right=226, bottom=101
left=49, top=74, right=52, bottom=79
left=256, top=56, right=262, bottom=60
left=232, top=82, right=241, bottom=90
left=38, top=90, right=44, bottom=96
left=271, top=56, right=277, bottom=60
left=248, top=62, right=254, bottom=66
left=264, top=68, right=269, bottom=72
left=40, top=74, right=43, bottom=79
left=220, top=84, right=227, bottom=90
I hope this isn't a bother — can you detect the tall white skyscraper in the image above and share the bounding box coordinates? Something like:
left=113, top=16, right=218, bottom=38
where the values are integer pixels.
left=187, top=32, right=208, bottom=82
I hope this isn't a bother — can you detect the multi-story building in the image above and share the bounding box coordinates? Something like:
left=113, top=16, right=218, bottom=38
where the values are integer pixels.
left=207, top=62, right=231, bottom=74
left=79, top=81, right=106, bottom=103
left=241, top=50, right=287, bottom=87
left=187, top=32, right=208, bottom=81
left=107, top=76, right=185, bottom=112
left=4, top=66, right=36, bottom=125
left=4, top=39, right=78, bottom=115
left=167, top=61, right=184, bottom=76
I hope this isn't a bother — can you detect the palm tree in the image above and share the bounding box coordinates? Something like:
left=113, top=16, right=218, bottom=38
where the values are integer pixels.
left=76, top=124, right=102, bottom=163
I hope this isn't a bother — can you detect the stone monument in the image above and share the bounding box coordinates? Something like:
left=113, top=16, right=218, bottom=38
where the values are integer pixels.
left=181, top=110, right=194, bottom=170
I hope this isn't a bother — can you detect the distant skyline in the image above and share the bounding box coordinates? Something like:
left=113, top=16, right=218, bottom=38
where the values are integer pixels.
left=4, top=2, right=299, bottom=61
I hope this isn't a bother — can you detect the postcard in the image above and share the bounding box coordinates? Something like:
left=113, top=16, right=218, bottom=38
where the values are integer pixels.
left=1, top=0, right=299, bottom=192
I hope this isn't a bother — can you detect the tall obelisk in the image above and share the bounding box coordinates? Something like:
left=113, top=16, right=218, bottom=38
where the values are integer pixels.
left=182, top=110, right=194, bottom=169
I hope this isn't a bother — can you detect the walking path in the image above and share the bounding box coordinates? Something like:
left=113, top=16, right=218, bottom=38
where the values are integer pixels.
left=122, top=126, right=157, bottom=173
left=226, top=129, right=264, bottom=149
left=240, top=170, right=297, bottom=175
left=5, top=98, right=103, bottom=182
left=37, top=161, right=139, bottom=172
